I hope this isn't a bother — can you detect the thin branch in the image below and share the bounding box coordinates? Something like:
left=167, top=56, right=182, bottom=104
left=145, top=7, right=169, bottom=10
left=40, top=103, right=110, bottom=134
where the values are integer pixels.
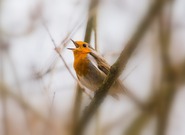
left=43, top=90, right=56, bottom=135
left=6, top=52, right=33, bottom=135
left=102, top=109, right=134, bottom=135
left=0, top=48, right=9, bottom=135
left=71, top=1, right=99, bottom=135
left=94, top=15, right=98, bottom=51
left=122, top=62, right=140, bottom=81
left=92, top=5, right=100, bottom=135
left=42, top=22, right=76, bottom=80
left=41, top=2, right=98, bottom=80
left=42, top=22, right=92, bottom=99
left=75, top=0, right=169, bottom=134
left=49, top=90, right=56, bottom=116
left=125, top=111, right=153, bottom=135
left=71, top=84, right=84, bottom=135
left=0, top=91, right=9, bottom=135
left=0, top=83, right=48, bottom=122
left=157, top=1, right=176, bottom=135
left=124, top=1, right=176, bottom=135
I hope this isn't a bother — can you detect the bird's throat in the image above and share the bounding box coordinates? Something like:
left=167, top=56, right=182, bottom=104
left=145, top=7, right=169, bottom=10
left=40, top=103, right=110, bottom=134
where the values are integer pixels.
left=73, top=52, right=89, bottom=76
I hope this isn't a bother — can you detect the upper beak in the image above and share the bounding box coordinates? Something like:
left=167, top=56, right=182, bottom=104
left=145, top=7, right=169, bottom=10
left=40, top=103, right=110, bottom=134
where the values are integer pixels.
left=67, top=39, right=79, bottom=51
left=70, top=39, right=79, bottom=48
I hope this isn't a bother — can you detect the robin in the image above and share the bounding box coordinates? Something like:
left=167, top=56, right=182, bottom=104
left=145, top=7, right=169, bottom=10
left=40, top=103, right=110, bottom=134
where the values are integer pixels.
left=68, top=39, right=127, bottom=99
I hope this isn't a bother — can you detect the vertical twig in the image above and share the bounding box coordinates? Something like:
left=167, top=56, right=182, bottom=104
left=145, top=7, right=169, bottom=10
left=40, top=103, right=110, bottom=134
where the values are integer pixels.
left=75, top=0, right=169, bottom=135
left=93, top=14, right=98, bottom=51
left=0, top=63, right=9, bottom=135
left=0, top=1, right=9, bottom=132
left=42, top=22, right=92, bottom=99
left=43, top=90, right=56, bottom=135
left=92, top=5, right=100, bottom=135
left=72, top=1, right=99, bottom=135
left=125, top=112, right=153, bottom=135
left=71, top=84, right=84, bottom=135
left=6, top=52, right=33, bottom=135
left=157, top=1, right=176, bottom=135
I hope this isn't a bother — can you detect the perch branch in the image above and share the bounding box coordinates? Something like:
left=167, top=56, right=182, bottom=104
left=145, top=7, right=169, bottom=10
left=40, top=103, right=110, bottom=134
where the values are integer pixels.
left=75, top=0, right=169, bottom=134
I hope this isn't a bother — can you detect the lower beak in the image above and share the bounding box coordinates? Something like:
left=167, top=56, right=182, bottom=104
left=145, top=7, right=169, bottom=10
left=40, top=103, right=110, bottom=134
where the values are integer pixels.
left=67, top=48, right=75, bottom=51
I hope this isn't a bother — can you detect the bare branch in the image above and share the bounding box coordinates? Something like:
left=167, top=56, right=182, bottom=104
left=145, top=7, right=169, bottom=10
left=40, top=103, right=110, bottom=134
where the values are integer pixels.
left=42, top=22, right=92, bottom=99
left=75, top=0, right=169, bottom=134
left=71, top=1, right=99, bottom=135
left=0, top=82, right=48, bottom=122
left=157, top=1, right=176, bottom=135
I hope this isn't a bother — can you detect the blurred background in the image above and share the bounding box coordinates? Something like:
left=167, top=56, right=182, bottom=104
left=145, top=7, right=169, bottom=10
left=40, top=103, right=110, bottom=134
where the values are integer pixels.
left=0, top=0, right=185, bottom=135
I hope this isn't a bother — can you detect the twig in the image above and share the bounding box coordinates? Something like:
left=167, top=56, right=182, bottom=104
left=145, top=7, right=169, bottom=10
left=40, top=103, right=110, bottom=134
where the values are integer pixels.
left=93, top=6, right=100, bottom=135
left=42, top=22, right=78, bottom=81
left=49, top=91, right=56, bottom=115
left=122, top=63, right=140, bottom=81
left=157, top=1, right=176, bottom=135
left=93, top=14, right=98, bottom=51
left=42, top=22, right=92, bottom=99
left=124, top=1, right=176, bottom=135
left=101, top=109, right=134, bottom=135
left=1, top=91, right=9, bottom=135
left=41, top=3, right=98, bottom=79
left=71, top=84, right=84, bottom=135
left=6, top=52, right=33, bottom=135
left=125, top=111, right=153, bottom=135
left=75, top=0, right=169, bottom=134
left=0, top=82, right=47, bottom=122
left=71, top=1, right=99, bottom=135
left=0, top=52, right=9, bottom=135
left=43, top=91, right=56, bottom=135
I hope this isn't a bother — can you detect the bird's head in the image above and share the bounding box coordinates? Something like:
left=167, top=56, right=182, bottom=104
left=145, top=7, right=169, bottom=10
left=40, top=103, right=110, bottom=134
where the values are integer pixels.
left=68, top=39, right=91, bottom=54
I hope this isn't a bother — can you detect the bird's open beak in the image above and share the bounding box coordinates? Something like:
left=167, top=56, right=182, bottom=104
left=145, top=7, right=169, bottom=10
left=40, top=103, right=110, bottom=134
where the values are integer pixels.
left=67, top=39, right=79, bottom=51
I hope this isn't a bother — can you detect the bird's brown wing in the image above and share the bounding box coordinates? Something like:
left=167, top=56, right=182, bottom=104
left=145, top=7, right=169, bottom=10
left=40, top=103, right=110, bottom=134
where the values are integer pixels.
left=89, top=47, right=145, bottom=108
left=89, top=48, right=127, bottom=95
left=89, top=49, right=110, bottom=75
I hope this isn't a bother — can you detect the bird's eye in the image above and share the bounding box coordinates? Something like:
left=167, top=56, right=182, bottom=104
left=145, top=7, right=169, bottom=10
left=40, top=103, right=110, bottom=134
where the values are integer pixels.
left=83, top=44, right=87, bottom=47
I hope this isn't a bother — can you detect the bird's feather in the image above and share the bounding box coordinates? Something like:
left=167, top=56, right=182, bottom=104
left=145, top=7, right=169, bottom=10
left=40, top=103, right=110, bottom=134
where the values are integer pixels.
left=89, top=47, right=128, bottom=96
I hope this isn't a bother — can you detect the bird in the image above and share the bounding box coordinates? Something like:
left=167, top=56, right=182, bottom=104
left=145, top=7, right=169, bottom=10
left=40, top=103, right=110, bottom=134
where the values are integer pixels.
left=68, top=39, right=127, bottom=99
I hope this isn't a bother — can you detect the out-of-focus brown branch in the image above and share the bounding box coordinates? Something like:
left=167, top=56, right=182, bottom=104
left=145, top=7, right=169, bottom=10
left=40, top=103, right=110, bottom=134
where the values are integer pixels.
left=40, top=1, right=99, bottom=78
left=90, top=50, right=145, bottom=109
left=71, top=84, right=84, bottom=135
left=0, top=24, right=9, bottom=135
left=42, top=23, right=92, bottom=99
left=41, top=3, right=97, bottom=77
left=5, top=51, right=34, bottom=135
left=94, top=15, right=98, bottom=50
left=173, top=60, right=185, bottom=84
left=0, top=89, right=9, bottom=135
left=0, top=57, right=9, bottom=135
left=84, top=0, right=99, bottom=43
left=75, top=0, right=168, bottom=135
left=125, top=111, right=153, bottom=135
left=124, top=1, right=176, bottom=135
left=71, top=1, right=99, bottom=135
left=0, top=82, right=48, bottom=122
left=0, top=2, right=42, bottom=37
left=102, top=109, right=134, bottom=135
left=157, top=1, right=176, bottom=135
left=92, top=5, right=100, bottom=135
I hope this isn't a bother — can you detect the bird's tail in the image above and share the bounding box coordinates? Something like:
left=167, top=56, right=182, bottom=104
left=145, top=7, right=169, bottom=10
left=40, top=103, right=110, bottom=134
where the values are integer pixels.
left=117, top=80, right=146, bottom=109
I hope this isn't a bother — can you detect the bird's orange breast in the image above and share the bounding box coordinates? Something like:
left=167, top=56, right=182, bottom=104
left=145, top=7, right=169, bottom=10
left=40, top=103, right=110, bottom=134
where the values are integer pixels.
left=73, top=52, right=90, bottom=76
